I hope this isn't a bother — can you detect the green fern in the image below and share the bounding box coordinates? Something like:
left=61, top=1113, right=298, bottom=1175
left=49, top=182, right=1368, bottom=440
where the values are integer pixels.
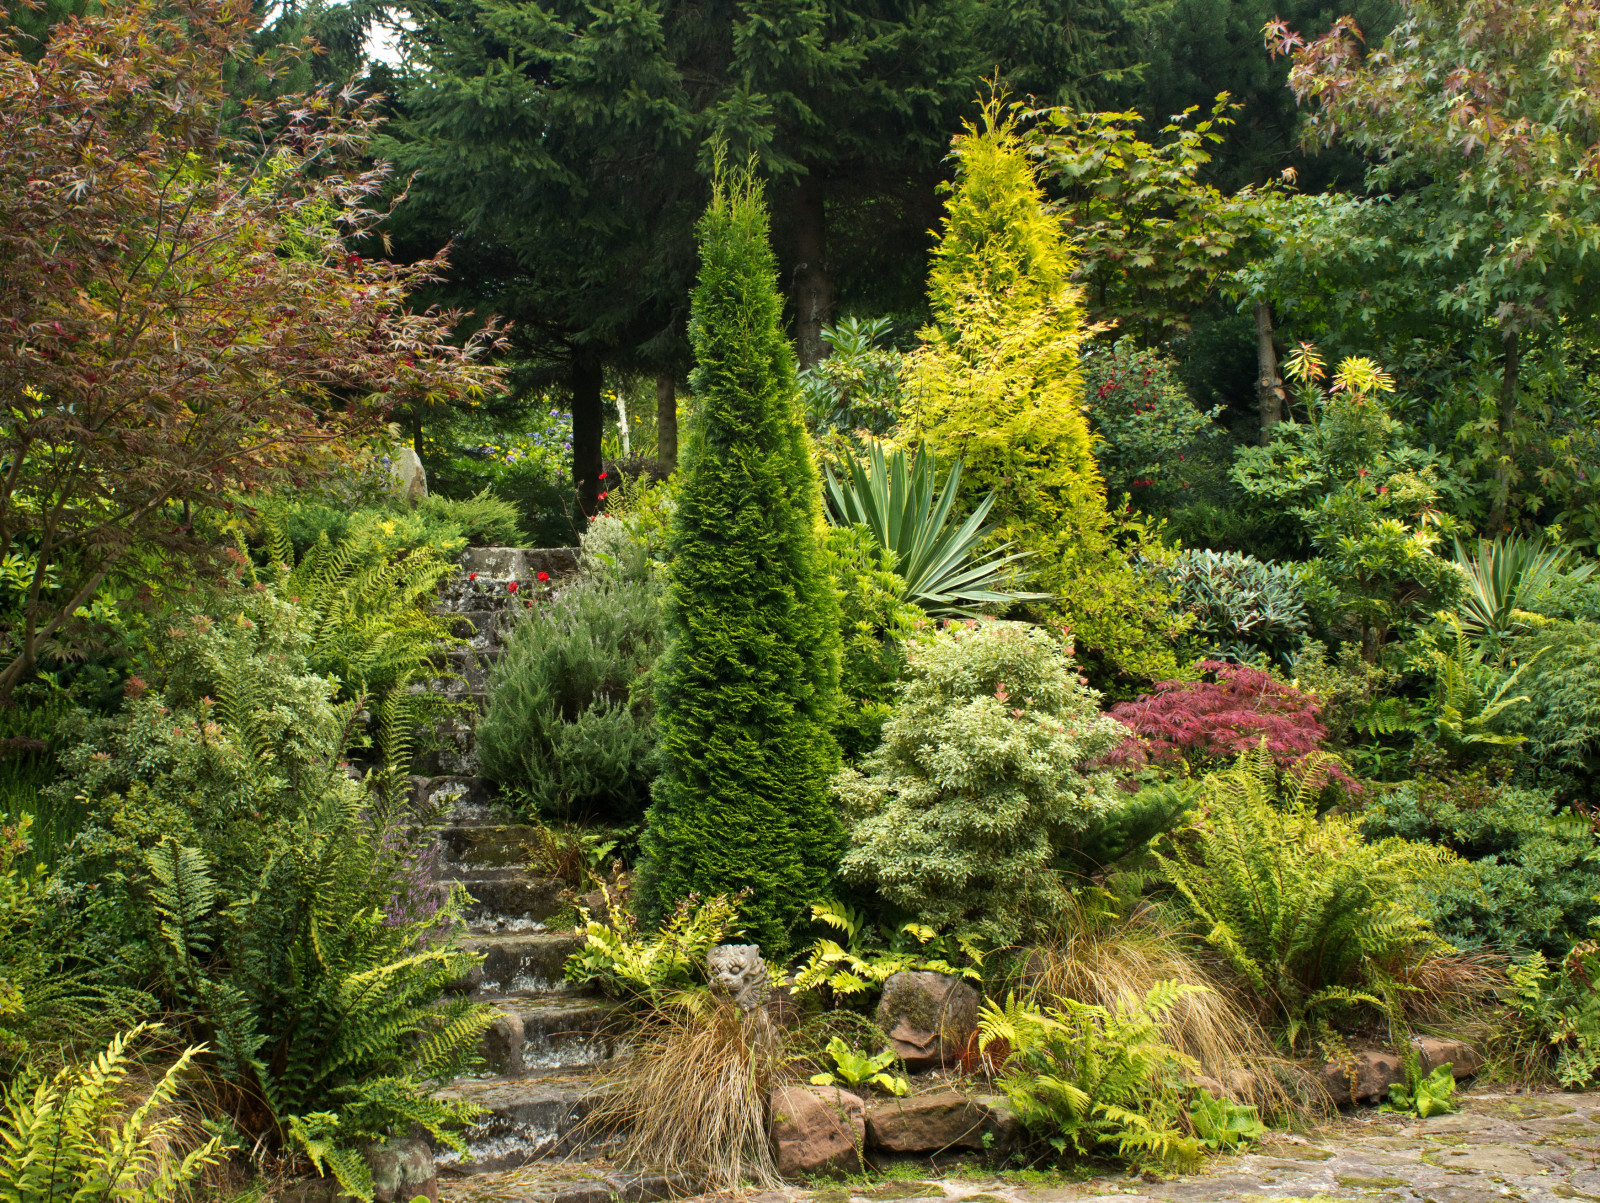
left=978, top=984, right=1205, bottom=1166
left=0, top=1025, right=229, bottom=1201
left=1426, top=617, right=1535, bottom=755
left=1154, top=743, right=1456, bottom=1045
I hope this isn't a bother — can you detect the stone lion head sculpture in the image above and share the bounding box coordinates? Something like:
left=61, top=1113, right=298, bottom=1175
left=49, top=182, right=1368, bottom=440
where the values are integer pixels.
left=706, top=944, right=769, bottom=1011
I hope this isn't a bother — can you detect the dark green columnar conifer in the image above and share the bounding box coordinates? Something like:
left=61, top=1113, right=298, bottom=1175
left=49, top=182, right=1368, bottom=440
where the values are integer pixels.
left=643, top=168, right=842, bottom=958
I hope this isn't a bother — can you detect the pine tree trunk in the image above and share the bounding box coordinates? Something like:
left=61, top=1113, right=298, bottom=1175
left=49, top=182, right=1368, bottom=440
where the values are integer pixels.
left=656, top=373, right=677, bottom=472
left=1489, top=329, right=1521, bottom=531
left=571, top=356, right=604, bottom=518
left=1255, top=301, right=1284, bottom=445
left=791, top=173, right=833, bottom=370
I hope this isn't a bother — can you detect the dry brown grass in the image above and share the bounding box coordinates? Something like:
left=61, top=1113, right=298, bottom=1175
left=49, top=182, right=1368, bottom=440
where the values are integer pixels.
left=586, top=994, right=784, bottom=1190
left=1017, top=899, right=1326, bottom=1119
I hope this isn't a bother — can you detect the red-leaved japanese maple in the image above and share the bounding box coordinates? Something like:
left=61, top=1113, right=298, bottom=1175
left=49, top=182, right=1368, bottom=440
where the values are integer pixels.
left=1106, top=660, right=1354, bottom=786
left=0, top=0, right=505, bottom=694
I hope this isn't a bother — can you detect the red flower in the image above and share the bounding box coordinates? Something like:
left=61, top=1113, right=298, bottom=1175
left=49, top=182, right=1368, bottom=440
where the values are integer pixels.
left=537, top=571, right=549, bottom=582
left=507, top=581, right=519, bottom=593
left=599, top=471, right=608, bottom=480
left=598, top=491, right=608, bottom=501
left=1357, top=468, right=1369, bottom=477
left=468, top=572, right=477, bottom=581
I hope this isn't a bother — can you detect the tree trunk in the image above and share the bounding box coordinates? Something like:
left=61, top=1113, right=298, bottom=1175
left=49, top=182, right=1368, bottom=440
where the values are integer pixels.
left=656, top=373, right=677, bottom=472
left=791, top=172, right=833, bottom=370
left=571, top=356, right=604, bottom=519
left=1255, top=301, right=1285, bottom=444
left=1488, top=329, right=1521, bottom=531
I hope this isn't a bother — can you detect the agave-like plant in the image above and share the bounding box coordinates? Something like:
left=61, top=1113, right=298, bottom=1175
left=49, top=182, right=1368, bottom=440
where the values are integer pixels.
left=1453, top=533, right=1596, bottom=641
left=823, top=442, right=1049, bottom=617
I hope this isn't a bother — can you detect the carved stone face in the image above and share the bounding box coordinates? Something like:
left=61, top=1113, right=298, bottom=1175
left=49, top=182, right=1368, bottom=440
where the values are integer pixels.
left=707, top=944, right=768, bottom=1010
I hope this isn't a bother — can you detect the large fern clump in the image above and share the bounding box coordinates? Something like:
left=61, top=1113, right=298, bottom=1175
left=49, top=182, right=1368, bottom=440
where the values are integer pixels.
left=256, top=512, right=461, bottom=708
left=1154, top=744, right=1456, bottom=1045
left=642, top=166, right=843, bottom=957
left=51, top=577, right=491, bottom=1200
left=837, top=620, right=1126, bottom=944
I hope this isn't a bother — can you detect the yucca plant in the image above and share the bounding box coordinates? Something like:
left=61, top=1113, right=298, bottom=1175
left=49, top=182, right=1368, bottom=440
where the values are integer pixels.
left=1153, top=744, right=1456, bottom=1047
left=824, top=441, right=1048, bottom=617
left=1453, top=533, right=1595, bottom=642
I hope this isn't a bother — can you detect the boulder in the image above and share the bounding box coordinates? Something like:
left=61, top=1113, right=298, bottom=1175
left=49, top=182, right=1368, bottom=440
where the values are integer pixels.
left=866, top=1090, right=1018, bottom=1154
left=1321, top=1049, right=1406, bottom=1106
left=390, top=445, right=428, bottom=504
left=875, top=972, right=980, bottom=1072
left=367, top=1136, right=438, bottom=1203
left=1417, top=1037, right=1483, bottom=1079
left=769, top=1085, right=865, bottom=1177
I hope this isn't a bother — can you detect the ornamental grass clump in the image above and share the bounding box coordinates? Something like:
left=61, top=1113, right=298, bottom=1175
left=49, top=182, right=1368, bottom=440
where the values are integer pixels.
left=642, top=164, right=841, bottom=957
left=837, top=620, right=1126, bottom=944
left=586, top=996, right=784, bottom=1191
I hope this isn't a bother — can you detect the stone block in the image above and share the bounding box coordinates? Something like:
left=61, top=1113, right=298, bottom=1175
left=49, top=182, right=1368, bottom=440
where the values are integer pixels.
left=769, top=1084, right=865, bottom=1177
left=866, top=1090, right=1016, bottom=1153
left=875, top=971, right=980, bottom=1072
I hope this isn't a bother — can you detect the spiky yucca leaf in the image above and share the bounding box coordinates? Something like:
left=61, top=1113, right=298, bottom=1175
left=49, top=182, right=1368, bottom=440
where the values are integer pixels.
left=1454, top=533, right=1594, bottom=642
left=824, top=441, right=1048, bottom=616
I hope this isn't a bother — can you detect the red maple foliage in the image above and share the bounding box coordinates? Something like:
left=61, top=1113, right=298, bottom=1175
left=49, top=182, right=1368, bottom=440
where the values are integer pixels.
left=0, top=0, right=505, bottom=694
left=1105, top=660, right=1355, bottom=787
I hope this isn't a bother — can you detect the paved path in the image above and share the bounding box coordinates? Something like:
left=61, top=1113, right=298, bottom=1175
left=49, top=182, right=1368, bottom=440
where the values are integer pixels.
left=441, top=1091, right=1600, bottom=1203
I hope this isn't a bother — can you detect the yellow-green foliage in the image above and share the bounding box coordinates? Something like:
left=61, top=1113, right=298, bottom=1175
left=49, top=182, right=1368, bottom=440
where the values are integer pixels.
left=901, top=99, right=1187, bottom=685
left=0, top=1026, right=227, bottom=1202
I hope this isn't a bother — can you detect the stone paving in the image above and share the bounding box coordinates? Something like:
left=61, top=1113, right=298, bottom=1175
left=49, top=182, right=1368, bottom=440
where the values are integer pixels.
left=438, top=1091, right=1600, bottom=1203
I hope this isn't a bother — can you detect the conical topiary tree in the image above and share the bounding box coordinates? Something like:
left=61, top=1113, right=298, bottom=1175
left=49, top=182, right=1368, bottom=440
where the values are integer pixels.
left=641, top=166, right=842, bottom=957
left=901, top=98, right=1189, bottom=688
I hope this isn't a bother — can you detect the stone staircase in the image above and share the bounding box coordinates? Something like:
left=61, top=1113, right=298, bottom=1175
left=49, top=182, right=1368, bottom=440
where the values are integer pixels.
left=411, top=548, right=643, bottom=1187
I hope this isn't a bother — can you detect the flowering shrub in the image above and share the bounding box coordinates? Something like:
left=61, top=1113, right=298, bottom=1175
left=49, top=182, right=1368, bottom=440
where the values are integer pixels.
left=1106, top=660, right=1352, bottom=786
left=1081, top=340, right=1221, bottom=507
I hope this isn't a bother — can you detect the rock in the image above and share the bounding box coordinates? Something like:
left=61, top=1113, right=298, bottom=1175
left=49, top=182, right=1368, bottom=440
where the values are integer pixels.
left=390, top=445, right=428, bottom=504
left=1417, top=1036, right=1482, bottom=1079
left=479, top=1009, right=525, bottom=1075
left=1191, top=1075, right=1225, bottom=1099
left=366, top=1136, right=437, bottom=1203
left=866, top=1090, right=1017, bottom=1153
left=1321, top=1049, right=1406, bottom=1106
left=769, top=1084, right=865, bottom=1177
left=875, top=971, right=980, bottom=1072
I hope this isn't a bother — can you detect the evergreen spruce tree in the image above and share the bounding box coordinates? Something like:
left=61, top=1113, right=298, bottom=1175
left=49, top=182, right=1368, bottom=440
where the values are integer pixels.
left=902, top=100, right=1189, bottom=688
left=642, top=167, right=842, bottom=957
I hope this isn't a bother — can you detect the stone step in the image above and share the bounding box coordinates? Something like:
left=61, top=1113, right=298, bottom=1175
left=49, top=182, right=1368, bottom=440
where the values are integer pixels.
left=417, top=776, right=515, bottom=826
left=450, top=869, right=571, bottom=927
left=478, top=992, right=628, bottom=1074
left=433, top=1066, right=614, bottom=1175
left=428, top=647, right=505, bottom=692
left=442, top=823, right=550, bottom=869
left=456, top=930, right=583, bottom=994
left=436, top=1164, right=697, bottom=1203
left=459, top=547, right=581, bottom=582
left=440, top=609, right=519, bottom=643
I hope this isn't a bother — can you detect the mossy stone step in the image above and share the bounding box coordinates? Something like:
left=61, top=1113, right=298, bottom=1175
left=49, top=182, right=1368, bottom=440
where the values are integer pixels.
left=476, top=992, right=627, bottom=1074
left=438, top=1163, right=697, bottom=1203
left=442, top=823, right=550, bottom=869
left=433, top=1066, right=614, bottom=1175
left=448, top=870, right=569, bottom=927
left=455, top=931, right=583, bottom=994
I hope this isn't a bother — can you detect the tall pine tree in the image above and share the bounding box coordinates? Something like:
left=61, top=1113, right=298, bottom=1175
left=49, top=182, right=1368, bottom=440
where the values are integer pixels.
left=643, top=166, right=841, bottom=957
